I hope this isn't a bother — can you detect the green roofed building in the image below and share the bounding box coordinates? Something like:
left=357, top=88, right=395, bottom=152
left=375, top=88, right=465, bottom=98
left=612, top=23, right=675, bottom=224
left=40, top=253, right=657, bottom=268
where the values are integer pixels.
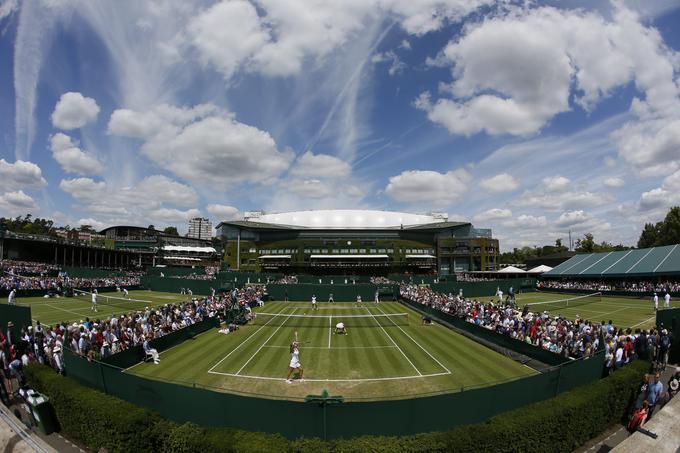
left=215, top=210, right=499, bottom=275
left=543, top=244, right=680, bottom=278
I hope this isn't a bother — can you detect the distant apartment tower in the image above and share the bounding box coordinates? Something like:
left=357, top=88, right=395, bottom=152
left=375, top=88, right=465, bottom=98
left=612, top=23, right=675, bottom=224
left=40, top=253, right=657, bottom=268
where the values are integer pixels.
left=187, top=217, right=213, bottom=240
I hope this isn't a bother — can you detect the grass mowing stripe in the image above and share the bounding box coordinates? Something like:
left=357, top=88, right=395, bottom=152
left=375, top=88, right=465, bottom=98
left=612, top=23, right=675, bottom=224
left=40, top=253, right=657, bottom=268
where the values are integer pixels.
left=363, top=305, right=422, bottom=376
left=208, top=305, right=290, bottom=373
left=235, top=308, right=298, bottom=376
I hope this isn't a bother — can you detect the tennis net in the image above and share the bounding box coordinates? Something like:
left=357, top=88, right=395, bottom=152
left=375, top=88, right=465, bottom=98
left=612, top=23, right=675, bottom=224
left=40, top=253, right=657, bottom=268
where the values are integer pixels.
left=252, top=311, right=409, bottom=327
left=73, top=289, right=154, bottom=312
left=525, top=292, right=602, bottom=314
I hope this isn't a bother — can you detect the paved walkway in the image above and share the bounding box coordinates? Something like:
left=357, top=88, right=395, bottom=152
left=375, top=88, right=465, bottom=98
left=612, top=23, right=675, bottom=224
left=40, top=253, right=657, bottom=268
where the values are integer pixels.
left=612, top=393, right=680, bottom=453
left=0, top=404, right=56, bottom=453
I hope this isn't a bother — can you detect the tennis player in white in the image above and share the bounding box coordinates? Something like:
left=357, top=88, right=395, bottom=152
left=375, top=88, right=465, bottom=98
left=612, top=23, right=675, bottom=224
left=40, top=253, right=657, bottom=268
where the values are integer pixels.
left=123, top=288, right=129, bottom=299
left=355, top=294, right=362, bottom=307
left=91, top=289, right=98, bottom=312
left=664, top=292, right=671, bottom=309
left=311, top=295, right=318, bottom=310
left=8, top=288, right=16, bottom=305
left=335, top=322, right=347, bottom=335
left=653, top=293, right=659, bottom=311
left=286, top=331, right=304, bottom=383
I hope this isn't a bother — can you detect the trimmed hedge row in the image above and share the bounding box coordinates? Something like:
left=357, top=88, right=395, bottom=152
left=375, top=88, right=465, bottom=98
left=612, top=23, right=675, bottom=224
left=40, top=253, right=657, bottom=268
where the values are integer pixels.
left=24, top=361, right=649, bottom=453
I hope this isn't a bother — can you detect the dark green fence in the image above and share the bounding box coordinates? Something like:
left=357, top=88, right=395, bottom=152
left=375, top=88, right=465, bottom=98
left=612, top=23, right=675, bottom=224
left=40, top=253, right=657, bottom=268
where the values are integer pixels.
left=0, top=303, right=32, bottom=340
left=140, top=276, right=231, bottom=295
left=401, top=298, right=570, bottom=366
left=657, top=307, right=680, bottom=364
left=217, top=271, right=282, bottom=284
left=266, top=284, right=398, bottom=301
left=63, top=267, right=127, bottom=278
left=146, top=266, right=206, bottom=277
left=103, top=317, right=221, bottom=369
left=431, top=278, right=536, bottom=298
left=63, top=346, right=604, bottom=440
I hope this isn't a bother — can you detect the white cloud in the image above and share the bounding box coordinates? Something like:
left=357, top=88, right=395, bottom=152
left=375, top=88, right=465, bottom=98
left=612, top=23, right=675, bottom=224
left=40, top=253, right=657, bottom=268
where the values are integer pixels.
left=0, top=190, right=38, bottom=214
left=206, top=204, right=240, bottom=220
left=542, top=175, right=570, bottom=192
left=502, top=214, right=548, bottom=229
left=0, top=159, right=47, bottom=192
left=479, top=173, right=519, bottom=193
left=514, top=190, right=613, bottom=212
left=0, top=0, right=18, bottom=21
left=135, top=175, right=198, bottom=208
left=418, top=4, right=680, bottom=142
left=59, top=178, right=106, bottom=202
left=149, top=207, right=201, bottom=223
left=371, top=50, right=406, bottom=76
left=384, top=168, right=471, bottom=205
left=49, top=133, right=103, bottom=175
left=603, top=177, right=625, bottom=188
left=637, top=170, right=680, bottom=212
left=51, top=92, right=100, bottom=130
left=473, top=208, right=511, bottom=223
left=108, top=104, right=294, bottom=188
left=554, top=210, right=591, bottom=228
left=77, top=218, right=108, bottom=231
left=187, top=0, right=269, bottom=80
left=289, top=152, right=351, bottom=179
left=281, top=179, right=335, bottom=199
left=59, top=175, right=199, bottom=227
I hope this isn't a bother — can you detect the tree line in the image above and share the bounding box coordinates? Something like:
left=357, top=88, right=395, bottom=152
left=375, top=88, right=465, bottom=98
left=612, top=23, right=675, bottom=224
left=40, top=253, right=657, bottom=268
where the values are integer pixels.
left=499, top=206, right=679, bottom=264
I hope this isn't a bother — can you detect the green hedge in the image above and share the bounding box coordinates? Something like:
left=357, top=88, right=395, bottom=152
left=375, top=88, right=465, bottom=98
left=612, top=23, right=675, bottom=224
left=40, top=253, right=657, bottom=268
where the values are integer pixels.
left=24, top=361, right=648, bottom=453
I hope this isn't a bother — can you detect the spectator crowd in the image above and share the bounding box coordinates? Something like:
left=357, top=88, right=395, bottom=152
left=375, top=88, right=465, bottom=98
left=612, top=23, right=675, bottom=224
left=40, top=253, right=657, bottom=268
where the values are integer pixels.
left=400, top=284, right=673, bottom=367
left=539, top=279, right=680, bottom=293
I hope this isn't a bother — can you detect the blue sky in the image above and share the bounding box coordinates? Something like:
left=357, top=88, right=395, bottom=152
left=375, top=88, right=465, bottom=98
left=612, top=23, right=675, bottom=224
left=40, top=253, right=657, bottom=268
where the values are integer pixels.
left=1, top=0, right=680, bottom=250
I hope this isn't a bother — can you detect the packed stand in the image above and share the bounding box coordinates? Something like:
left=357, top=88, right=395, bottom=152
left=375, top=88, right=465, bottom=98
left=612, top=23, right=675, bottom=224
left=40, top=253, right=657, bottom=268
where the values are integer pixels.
left=1, top=274, right=140, bottom=293
left=370, top=276, right=394, bottom=284
left=0, top=260, right=60, bottom=277
left=539, top=279, right=680, bottom=293
left=401, top=284, right=601, bottom=359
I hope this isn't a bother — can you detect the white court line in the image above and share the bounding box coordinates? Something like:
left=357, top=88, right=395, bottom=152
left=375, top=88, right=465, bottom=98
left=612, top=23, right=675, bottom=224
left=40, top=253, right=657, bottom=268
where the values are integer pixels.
left=44, top=303, right=93, bottom=318
left=631, top=316, right=657, bottom=328
left=328, top=316, right=332, bottom=349
left=234, top=308, right=297, bottom=376
left=374, top=305, right=451, bottom=374
left=207, top=370, right=451, bottom=383
left=363, top=306, right=422, bottom=376
left=124, top=326, right=215, bottom=372
left=207, top=305, right=290, bottom=373
left=262, top=345, right=397, bottom=350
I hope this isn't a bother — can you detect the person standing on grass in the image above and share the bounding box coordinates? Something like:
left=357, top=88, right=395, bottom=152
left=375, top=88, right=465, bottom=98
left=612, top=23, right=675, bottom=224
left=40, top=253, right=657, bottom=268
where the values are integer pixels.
left=311, top=294, right=318, bottom=311
left=355, top=294, right=362, bottom=307
left=328, top=292, right=334, bottom=303
left=653, top=293, right=659, bottom=312
left=286, top=331, right=304, bottom=384
left=374, top=289, right=380, bottom=304
left=123, top=288, right=129, bottom=299
left=7, top=288, right=16, bottom=305
left=91, top=289, right=98, bottom=312
left=664, top=292, right=671, bottom=309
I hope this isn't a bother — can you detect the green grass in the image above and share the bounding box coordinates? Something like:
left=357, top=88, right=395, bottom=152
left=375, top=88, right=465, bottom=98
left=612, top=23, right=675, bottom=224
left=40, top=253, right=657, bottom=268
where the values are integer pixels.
left=129, top=300, right=536, bottom=401
left=513, top=290, right=674, bottom=329
left=10, top=290, right=192, bottom=326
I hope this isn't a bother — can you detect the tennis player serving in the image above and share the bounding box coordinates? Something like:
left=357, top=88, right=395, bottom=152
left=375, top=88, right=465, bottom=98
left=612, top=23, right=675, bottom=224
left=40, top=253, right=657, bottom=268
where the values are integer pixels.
left=286, top=331, right=305, bottom=384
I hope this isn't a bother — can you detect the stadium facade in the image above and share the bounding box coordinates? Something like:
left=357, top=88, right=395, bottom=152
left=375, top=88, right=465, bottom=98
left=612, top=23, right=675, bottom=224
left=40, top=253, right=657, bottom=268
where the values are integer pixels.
left=215, top=210, right=499, bottom=275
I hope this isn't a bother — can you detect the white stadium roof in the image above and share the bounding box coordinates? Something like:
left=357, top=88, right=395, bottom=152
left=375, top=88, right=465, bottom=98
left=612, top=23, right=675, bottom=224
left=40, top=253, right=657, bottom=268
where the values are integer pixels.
left=244, top=210, right=449, bottom=229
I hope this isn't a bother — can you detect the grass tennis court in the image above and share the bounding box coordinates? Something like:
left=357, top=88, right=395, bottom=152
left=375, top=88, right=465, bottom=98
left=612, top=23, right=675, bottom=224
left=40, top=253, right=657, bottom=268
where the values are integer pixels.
left=11, top=290, right=191, bottom=326
left=129, top=301, right=536, bottom=400
left=4, top=288, right=674, bottom=400
left=514, top=291, right=675, bottom=329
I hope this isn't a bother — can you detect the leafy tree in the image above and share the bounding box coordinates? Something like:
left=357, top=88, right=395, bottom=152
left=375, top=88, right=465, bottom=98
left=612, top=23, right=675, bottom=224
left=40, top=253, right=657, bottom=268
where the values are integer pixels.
left=636, top=206, right=680, bottom=248
left=575, top=233, right=595, bottom=253
left=638, top=222, right=659, bottom=248
left=79, top=224, right=95, bottom=233
left=163, top=226, right=179, bottom=236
